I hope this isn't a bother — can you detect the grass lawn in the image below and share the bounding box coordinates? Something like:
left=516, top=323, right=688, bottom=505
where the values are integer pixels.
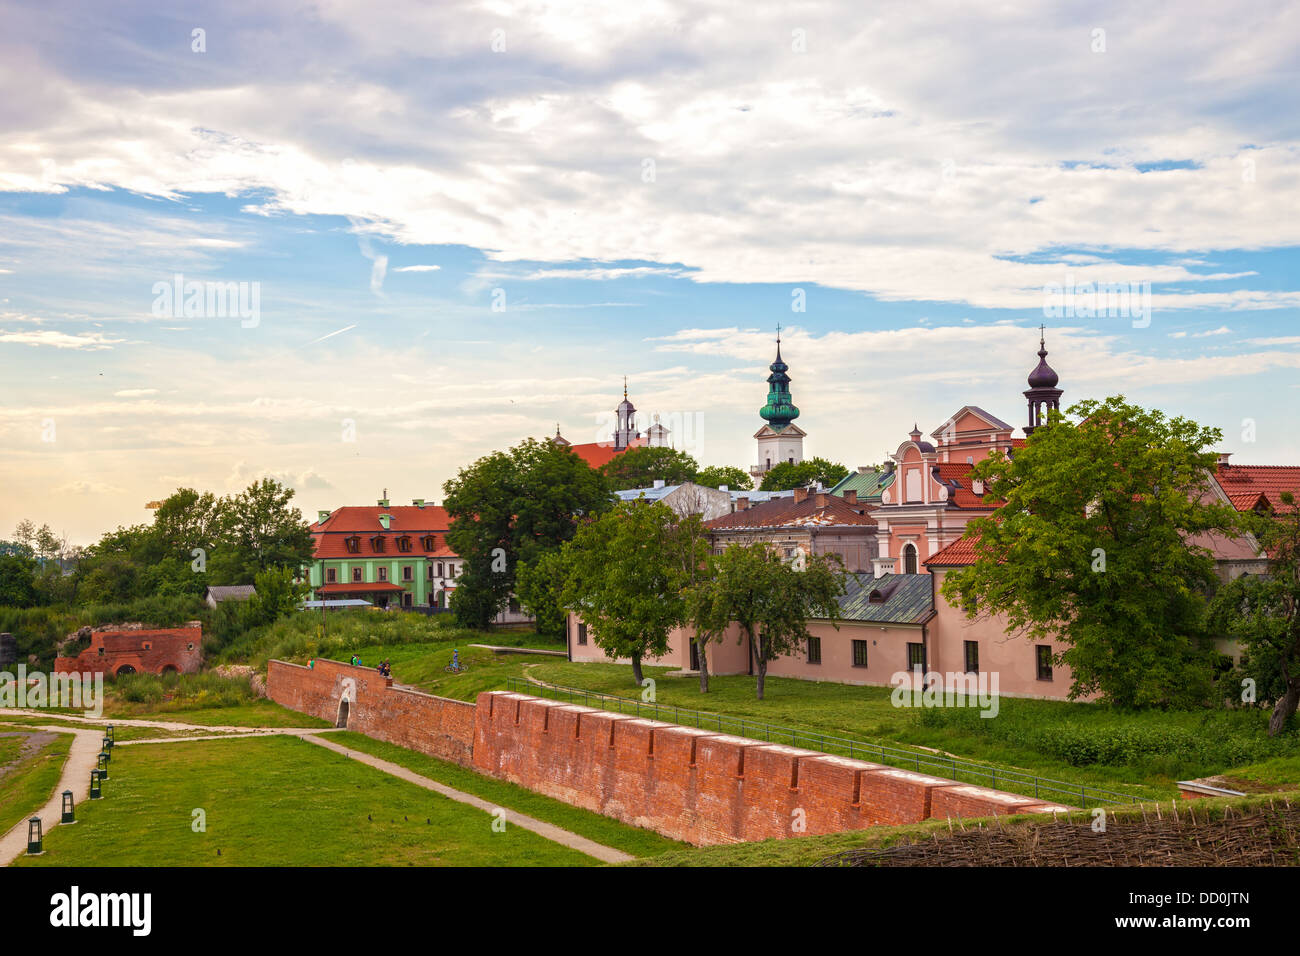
left=16, top=735, right=598, bottom=867
left=331, top=731, right=683, bottom=859
left=96, top=699, right=331, bottom=728
left=0, top=730, right=73, bottom=838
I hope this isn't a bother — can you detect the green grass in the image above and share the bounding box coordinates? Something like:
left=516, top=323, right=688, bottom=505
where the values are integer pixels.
left=331, top=731, right=683, bottom=858
left=0, top=731, right=73, bottom=837
left=16, top=735, right=599, bottom=867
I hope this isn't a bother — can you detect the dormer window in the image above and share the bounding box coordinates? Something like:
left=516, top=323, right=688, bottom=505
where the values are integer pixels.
left=371, top=536, right=385, bottom=553
left=868, top=590, right=885, bottom=603
left=421, top=535, right=436, bottom=551
left=345, top=536, right=360, bottom=554
left=397, top=536, right=412, bottom=552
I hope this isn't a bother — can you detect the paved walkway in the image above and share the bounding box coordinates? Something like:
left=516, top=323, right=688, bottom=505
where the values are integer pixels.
left=0, top=726, right=103, bottom=866
left=0, top=708, right=324, bottom=735
left=296, top=732, right=634, bottom=864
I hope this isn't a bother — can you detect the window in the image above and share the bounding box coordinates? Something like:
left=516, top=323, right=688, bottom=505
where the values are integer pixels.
left=509, top=597, right=521, bottom=613
left=326, top=567, right=337, bottom=583
left=437, top=562, right=444, bottom=577
left=422, top=535, right=436, bottom=551
left=397, top=536, right=412, bottom=552
left=143, top=642, right=152, bottom=651
left=371, top=536, right=385, bottom=553
left=964, top=641, right=979, bottom=674
left=378, top=567, right=388, bottom=582
left=352, top=567, right=363, bottom=583
left=449, top=564, right=457, bottom=579
left=1036, top=645, right=1053, bottom=681
left=426, top=564, right=434, bottom=580
left=402, top=565, right=413, bottom=581
left=807, top=637, right=821, bottom=664
left=402, top=592, right=412, bottom=607
left=577, top=623, right=588, bottom=646
left=902, top=543, right=918, bottom=575
left=852, top=640, right=868, bottom=668
left=907, top=642, right=925, bottom=672
left=345, top=536, right=360, bottom=554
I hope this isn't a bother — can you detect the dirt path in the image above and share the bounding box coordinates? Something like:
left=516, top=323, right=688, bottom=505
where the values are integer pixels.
left=295, top=732, right=634, bottom=864
left=0, top=726, right=102, bottom=866
left=0, top=708, right=326, bottom=735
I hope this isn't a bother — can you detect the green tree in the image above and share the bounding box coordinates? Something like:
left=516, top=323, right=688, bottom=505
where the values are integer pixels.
left=219, top=478, right=315, bottom=582
left=695, top=465, right=751, bottom=491
left=942, top=395, right=1241, bottom=708
left=1208, top=491, right=1300, bottom=735
left=690, top=542, right=845, bottom=699
left=561, top=501, right=708, bottom=686
left=516, top=549, right=569, bottom=639
left=599, top=446, right=699, bottom=491
left=758, top=457, right=849, bottom=491
left=0, top=554, right=39, bottom=607
left=444, top=438, right=614, bottom=628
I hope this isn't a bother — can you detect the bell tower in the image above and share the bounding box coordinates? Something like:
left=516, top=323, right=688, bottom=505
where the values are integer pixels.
left=1024, top=326, right=1063, bottom=436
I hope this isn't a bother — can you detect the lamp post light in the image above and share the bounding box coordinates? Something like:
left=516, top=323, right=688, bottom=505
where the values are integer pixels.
left=97, top=752, right=110, bottom=781
left=89, top=769, right=102, bottom=799
left=102, top=734, right=113, bottom=752
left=26, top=817, right=42, bottom=855
left=105, top=724, right=114, bottom=743
left=61, top=790, right=76, bottom=825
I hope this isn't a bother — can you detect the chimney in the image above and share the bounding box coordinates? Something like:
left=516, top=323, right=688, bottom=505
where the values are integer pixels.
left=971, top=479, right=985, bottom=496
left=1217, top=452, right=1232, bottom=468
left=653, top=479, right=666, bottom=489
left=317, top=510, right=331, bottom=523
left=377, top=498, right=390, bottom=508
left=737, top=497, right=750, bottom=511
left=843, top=490, right=857, bottom=504
left=815, top=493, right=827, bottom=509
left=719, top=485, right=729, bottom=492
left=857, top=466, right=870, bottom=474
left=413, top=498, right=425, bottom=507
left=793, top=487, right=810, bottom=503
left=379, top=514, right=391, bottom=530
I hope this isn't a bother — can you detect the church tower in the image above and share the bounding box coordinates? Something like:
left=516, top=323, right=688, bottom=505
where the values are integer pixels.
left=1023, top=326, right=1063, bottom=436
left=750, top=330, right=807, bottom=479
left=613, top=377, right=640, bottom=450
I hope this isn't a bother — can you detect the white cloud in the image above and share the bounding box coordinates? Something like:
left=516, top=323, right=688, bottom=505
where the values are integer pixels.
left=393, top=264, right=441, bottom=272
left=0, top=328, right=125, bottom=349
left=113, top=388, right=159, bottom=397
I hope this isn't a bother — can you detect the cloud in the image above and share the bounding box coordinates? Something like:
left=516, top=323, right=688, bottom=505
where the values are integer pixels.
left=113, top=388, right=159, bottom=397
left=1192, top=325, right=1233, bottom=337
left=393, top=264, right=441, bottom=272
left=0, top=328, right=125, bottom=349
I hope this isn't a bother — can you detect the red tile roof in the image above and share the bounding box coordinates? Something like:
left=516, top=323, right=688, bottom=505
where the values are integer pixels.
left=1227, top=491, right=1270, bottom=512
left=310, top=505, right=453, bottom=559
left=1215, top=464, right=1300, bottom=510
left=931, top=462, right=999, bottom=509
left=563, top=437, right=645, bottom=469
left=706, top=493, right=876, bottom=530
left=924, top=535, right=984, bottom=567
left=315, top=582, right=407, bottom=594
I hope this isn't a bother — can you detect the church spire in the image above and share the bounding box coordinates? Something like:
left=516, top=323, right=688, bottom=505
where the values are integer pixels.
left=1024, top=325, right=1063, bottom=436
left=759, top=327, right=800, bottom=428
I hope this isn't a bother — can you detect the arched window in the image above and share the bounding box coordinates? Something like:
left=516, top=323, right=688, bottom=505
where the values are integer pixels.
left=902, top=543, right=918, bottom=575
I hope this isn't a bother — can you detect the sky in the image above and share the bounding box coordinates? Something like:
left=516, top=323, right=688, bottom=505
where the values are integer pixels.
left=1, top=0, right=1299, bottom=544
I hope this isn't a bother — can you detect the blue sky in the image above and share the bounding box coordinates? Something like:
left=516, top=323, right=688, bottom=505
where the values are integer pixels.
left=1, top=0, right=1299, bottom=542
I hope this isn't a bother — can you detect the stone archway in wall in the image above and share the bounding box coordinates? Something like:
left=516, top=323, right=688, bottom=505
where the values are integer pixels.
left=336, top=677, right=357, bottom=728
left=159, top=664, right=179, bottom=675
left=115, top=665, right=136, bottom=676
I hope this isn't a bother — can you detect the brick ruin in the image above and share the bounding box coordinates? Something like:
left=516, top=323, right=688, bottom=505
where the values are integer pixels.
left=267, top=659, right=1070, bottom=846
left=53, top=623, right=203, bottom=677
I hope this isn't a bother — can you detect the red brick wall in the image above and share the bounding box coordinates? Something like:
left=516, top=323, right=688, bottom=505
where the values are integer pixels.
left=265, top=668, right=1072, bottom=844
left=471, top=690, right=1072, bottom=845
left=267, top=658, right=476, bottom=767
left=54, top=624, right=203, bottom=677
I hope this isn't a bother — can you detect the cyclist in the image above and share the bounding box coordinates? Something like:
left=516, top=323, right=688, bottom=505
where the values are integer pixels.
left=451, top=648, right=459, bottom=671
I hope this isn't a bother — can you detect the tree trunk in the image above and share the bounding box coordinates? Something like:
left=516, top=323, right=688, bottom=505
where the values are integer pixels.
left=698, top=643, right=710, bottom=694
left=1269, top=680, right=1300, bottom=737
left=631, top=652, right=644, bottom=688
left=756, top=658, right=767, bottom=700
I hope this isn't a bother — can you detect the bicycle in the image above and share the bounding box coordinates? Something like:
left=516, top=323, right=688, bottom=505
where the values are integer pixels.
left=444, top=662, right=469, bottom=674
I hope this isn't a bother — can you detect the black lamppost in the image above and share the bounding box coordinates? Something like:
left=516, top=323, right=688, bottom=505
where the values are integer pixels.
left=105, top=724, right=114, bottom=743
left=89, top=769, right=102, bottom=799
left=97, top=752, right=110, bottom=781
left=61, top=790, right=75, bottom=824
left=26, top=817, right=42, bottom=855
left=102, top=734, right=112, bottom=752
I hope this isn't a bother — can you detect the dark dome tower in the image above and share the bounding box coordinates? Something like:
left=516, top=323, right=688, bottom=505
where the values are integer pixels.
left=1023, top=326, right=1063, bottom=436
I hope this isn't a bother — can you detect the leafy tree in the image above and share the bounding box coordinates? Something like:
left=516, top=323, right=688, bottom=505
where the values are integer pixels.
left=516, top=549, right=569, bottom=639
left=690, top=542, right=845, bottom=699
left=219, top=478, right=315, bottom=581
left=12, top=520, right=36, bottom=553
left=561, top=501, right=708, bottom=686
left=0, top=540, right=35, bottom=559
left=599, top=446, right=699, bottom=491
left=444, top=438, right=614, bottom=628
left=0, top=554, right=39, bottom=608
left=1208, top=492, right=1300, bottom=735
left=695, top=465, right=751, bottom=491
left=941, top=395, right=1241, bottom=708
left=758, top=457, right=849, bottom=491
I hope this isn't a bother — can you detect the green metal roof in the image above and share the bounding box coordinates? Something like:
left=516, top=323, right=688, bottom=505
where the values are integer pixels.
left=830, top=573, right=935, bottom=625
left=829, top=469, right=895, bottom=500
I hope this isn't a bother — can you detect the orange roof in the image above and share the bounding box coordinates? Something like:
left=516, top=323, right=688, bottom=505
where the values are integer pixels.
left=563, top=437, right=645, bottom=469
left=310, top=505, right=453, bottom=559
left=315, top=582, right=406, bottom=594
left=925, top=535, right=983, bottom=567
left=1216, top=464, right=1300, bottom=511
left=931, top=462, right=1000, bottom=509
left=1227, top=491, right=1270, bottom=512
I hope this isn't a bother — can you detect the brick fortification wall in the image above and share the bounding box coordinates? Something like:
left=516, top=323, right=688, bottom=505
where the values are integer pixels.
left=471, top=691, right=1071, bottom=845
left=267, top=658, right=476, bottom=767
left=265, top=664, right=1070, bottom=845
